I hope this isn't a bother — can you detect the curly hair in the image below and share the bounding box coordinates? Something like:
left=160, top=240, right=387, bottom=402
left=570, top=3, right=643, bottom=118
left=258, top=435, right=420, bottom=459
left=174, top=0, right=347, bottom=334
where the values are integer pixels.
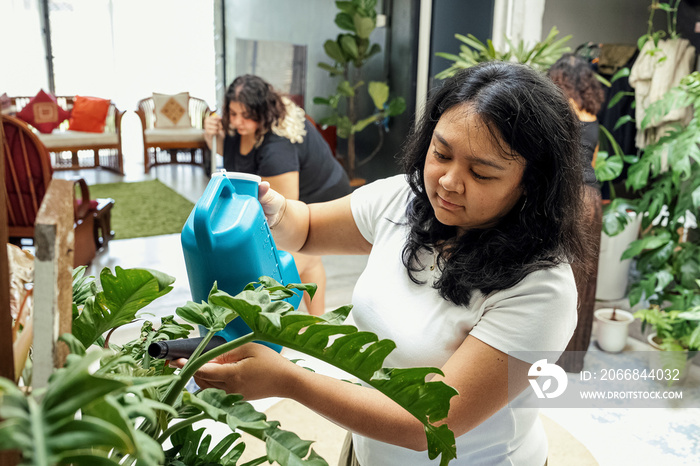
left=547, top=53, right=605, bottom=115
left=401, top=61, right=588, bottom=306
left=223, top=75, right=286, bottom=141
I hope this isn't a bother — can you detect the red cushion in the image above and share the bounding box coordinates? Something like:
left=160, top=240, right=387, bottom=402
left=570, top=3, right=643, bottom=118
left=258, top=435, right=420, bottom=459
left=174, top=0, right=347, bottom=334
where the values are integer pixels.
left=16, top=90, right=70, bottom=134
left=68, top=95, right=111, bottom=132
left=76, top=198, right=99, bottom=211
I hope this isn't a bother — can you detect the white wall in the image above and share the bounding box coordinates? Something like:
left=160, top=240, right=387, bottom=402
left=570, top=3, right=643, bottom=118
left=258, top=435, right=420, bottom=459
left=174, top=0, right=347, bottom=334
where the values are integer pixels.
left=541, top=0, right=651, bottom=47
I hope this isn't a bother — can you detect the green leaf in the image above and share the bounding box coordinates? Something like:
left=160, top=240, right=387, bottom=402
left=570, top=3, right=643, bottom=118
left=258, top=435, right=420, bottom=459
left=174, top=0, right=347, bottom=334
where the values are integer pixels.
left=353, top=115, right=380, bottom=133
left=611, top=67, right=631, bottom=83
left=323, top=39, right=347, bottom=63
left=264, top=428, right=327, bottom=466
left=337, top=80, right=355, bottom=97
left=613, top=115, right=635, bottom=131
left=368, top=81, right=389, bottom=110
left=72, top=267, right=174, bottom=348
left=607, top=91, right=633, bottom=109
left=182, top=389, right=270, bottom=431
left=72, top=266, right=96, bottom=306
left=335, top=12, right=355, bottom=31
left=594, top=152, right=623, bottom=182
left=336, top=116, right=353, bottom=139
left=317, top=62, right=344, bottom=76
left=354, top=14, right=375, bottom=39
left=339, top=34, right=359, bottom=59
left=386, top=97, right=407, bottom=117
left=601, top=198, right=637, bottom=237
left=621, top=230, right=672, bottom=260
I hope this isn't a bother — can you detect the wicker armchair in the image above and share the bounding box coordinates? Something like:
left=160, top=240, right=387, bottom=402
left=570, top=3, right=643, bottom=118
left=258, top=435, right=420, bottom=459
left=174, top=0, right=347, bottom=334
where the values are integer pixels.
left=135, top=95, right=211, bottom=174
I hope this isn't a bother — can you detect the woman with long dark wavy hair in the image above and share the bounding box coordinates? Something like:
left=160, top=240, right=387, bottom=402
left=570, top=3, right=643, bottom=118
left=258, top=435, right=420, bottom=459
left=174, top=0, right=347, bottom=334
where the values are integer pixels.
left=204, top=75, right=351, bottom=315
left=180, top=61, right=586, bottom=465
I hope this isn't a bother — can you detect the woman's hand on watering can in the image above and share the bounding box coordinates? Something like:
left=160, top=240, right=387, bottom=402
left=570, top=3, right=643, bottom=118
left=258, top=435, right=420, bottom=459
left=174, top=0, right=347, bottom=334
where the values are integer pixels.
left=172, top=343, right=300, bottom=400
left=259, top=181, right=287, bottom=229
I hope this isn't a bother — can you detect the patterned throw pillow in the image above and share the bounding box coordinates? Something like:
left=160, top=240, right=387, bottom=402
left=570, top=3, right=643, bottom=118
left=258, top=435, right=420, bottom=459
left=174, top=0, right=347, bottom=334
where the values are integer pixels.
left=16, top=89, right=71, bottom=133
left=153, top=92, right=191, bottom=128
left=68, top=95, right=111, bottom=133
left=0, top=92, right=13, bottom=115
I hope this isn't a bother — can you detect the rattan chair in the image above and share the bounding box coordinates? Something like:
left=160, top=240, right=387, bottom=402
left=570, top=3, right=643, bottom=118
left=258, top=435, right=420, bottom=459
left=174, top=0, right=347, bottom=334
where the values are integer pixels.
left=135, top=95, right=211, bottom=174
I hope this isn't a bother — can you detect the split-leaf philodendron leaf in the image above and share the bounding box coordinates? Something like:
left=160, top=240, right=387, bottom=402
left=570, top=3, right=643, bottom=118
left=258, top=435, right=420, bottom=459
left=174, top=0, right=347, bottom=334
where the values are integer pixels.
left=206, top=277, right=459, bottom=465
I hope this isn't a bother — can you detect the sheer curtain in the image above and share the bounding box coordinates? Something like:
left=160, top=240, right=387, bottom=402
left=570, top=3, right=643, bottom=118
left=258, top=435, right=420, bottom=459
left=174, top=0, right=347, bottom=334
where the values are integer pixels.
left=2, top=0, right=216, bottom=111
left=0, top=0, right=50, bottom=95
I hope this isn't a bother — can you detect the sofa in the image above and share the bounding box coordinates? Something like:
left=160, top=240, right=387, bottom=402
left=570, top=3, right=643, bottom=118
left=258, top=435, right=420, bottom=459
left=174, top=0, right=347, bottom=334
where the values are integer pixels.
left=10, top=95, right=126, bottom=175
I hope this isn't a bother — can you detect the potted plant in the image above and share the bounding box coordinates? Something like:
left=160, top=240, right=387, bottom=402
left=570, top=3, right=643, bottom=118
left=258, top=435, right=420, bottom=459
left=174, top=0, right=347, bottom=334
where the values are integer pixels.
left=314, top=0, right=406, bottom=183
left=594, top=307, right=635, bottom=353
left=592, top=0, right=685, bottom=300
left=0, top=266, right=458, bottom=465
left=623, top=69, right=700, bottom=382
left=434, top=26, right=572, bottom=79
left=593, top=116, right=642, bottom=300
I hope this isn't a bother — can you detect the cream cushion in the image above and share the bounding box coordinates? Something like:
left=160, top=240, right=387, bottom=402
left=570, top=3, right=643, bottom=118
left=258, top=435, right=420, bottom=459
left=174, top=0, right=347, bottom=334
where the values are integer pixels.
left=152, top=92, right=191, bottom=128
left=38, top=130, right=118, bottom=149
left=144, top=128, right=205, bottom=144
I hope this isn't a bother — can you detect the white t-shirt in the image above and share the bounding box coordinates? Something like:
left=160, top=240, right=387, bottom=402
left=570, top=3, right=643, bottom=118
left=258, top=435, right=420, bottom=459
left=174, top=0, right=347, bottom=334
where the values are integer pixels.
left=349, top=175, right=578, bottom=465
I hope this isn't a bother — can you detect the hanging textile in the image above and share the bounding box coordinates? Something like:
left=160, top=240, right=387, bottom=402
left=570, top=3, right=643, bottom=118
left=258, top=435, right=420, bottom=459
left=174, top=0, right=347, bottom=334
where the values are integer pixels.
left=629, top=38, right=696, bottom=149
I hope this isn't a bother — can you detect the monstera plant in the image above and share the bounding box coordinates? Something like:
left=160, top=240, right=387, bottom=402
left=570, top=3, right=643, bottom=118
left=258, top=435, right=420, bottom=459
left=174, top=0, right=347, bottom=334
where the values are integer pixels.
left=0, top=266, right=458, bottom=465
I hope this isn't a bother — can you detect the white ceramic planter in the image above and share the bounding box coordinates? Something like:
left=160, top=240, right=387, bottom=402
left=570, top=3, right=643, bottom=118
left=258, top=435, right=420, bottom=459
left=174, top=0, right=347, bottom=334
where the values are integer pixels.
left=594, top=308, right=634, bottom=352
left=595, top=213, right=643, bottom=300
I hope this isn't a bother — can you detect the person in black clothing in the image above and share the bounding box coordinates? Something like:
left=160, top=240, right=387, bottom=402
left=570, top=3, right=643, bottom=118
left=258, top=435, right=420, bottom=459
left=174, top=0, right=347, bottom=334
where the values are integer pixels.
left=548, top=53, right=606, bottom=372
left=204, top=75, right=351, bottom=315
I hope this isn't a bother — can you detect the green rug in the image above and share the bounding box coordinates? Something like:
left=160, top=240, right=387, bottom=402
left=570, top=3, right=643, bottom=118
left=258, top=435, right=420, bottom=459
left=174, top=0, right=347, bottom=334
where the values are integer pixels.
left=87, top=179, right=195, bottom=240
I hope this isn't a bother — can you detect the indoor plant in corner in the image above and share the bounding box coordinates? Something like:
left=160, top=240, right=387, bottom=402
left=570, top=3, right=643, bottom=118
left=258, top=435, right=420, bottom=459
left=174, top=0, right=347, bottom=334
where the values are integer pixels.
left=0, top=266, right=458, bottom=465
left=314, top=0, right=406, bottom=183
left=623, top=71, right=700, bottom=383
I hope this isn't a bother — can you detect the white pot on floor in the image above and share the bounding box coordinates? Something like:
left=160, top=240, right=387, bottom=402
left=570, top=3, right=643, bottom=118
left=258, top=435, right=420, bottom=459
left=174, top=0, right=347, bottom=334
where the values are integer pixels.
left=594, top=308, right=633, bottom=352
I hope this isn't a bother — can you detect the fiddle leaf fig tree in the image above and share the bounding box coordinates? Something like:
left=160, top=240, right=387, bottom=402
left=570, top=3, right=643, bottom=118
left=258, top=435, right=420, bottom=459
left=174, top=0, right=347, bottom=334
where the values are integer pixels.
left=314, top=0, right=406, bottom=180
left=1, top=268, right=458, bottom=465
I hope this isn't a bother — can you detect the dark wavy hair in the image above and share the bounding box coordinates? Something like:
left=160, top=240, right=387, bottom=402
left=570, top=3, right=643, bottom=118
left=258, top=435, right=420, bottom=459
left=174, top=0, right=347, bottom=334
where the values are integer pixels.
left=223, top=74, right=286, bottom=141
left=401, top=61, right=587, bottom=306
left=547, top=53, right=605, bottom=115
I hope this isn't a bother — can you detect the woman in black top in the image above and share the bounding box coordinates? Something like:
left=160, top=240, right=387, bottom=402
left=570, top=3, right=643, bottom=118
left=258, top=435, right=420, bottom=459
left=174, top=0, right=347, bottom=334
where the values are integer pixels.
left=204, top=75, right=352, bottom=315
left=548, top=53, right=606, bottom=372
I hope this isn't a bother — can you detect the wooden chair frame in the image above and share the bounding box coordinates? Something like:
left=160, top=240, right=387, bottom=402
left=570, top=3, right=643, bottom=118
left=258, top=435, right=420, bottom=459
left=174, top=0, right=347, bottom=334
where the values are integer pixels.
left=10, top=96, right=126, bottom=175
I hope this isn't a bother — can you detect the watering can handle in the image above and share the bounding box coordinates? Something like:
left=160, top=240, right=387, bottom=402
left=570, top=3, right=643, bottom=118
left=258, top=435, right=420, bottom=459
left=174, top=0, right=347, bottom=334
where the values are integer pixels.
left=194, top=176, right=234, bottom=251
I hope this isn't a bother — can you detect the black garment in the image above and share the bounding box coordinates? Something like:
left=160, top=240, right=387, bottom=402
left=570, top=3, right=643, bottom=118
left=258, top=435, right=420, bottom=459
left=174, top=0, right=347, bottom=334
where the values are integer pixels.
left=223, top=120, right=351, bottom=203
left=580, top=120, right=599, bottom=188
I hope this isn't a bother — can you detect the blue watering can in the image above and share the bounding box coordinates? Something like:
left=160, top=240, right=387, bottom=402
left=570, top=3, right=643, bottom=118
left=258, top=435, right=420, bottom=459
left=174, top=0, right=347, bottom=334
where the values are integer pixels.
left=181, top=171, right=301, bottom=352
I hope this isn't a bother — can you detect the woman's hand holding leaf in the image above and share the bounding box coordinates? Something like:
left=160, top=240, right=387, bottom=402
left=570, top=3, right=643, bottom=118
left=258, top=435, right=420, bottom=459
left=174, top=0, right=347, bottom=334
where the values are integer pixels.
left=172, top=342, right=299, bottom=401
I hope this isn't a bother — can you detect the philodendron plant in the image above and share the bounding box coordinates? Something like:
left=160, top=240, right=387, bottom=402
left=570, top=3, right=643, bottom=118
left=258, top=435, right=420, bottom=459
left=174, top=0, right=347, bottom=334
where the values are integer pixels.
left=0, top=266, right=458, bottom=466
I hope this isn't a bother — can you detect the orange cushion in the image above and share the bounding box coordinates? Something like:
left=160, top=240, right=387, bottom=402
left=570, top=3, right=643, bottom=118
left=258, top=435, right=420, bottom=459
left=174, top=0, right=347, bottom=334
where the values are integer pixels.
left=68, top=95, right=111, bottom=133
left=16, top=89, right=71, bottom=134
